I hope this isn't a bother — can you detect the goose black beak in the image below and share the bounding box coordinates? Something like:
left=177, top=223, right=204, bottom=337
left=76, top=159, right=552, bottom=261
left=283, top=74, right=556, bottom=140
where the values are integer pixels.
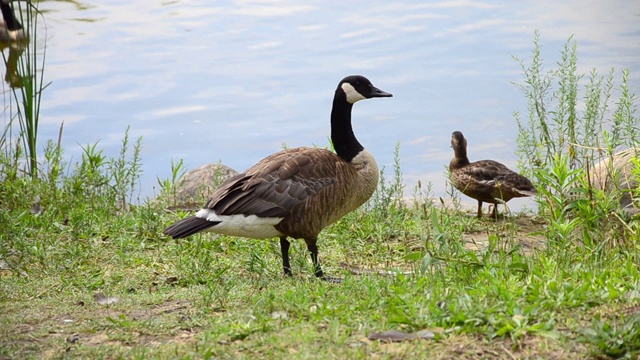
left=369, top=86, right=393, bottom=98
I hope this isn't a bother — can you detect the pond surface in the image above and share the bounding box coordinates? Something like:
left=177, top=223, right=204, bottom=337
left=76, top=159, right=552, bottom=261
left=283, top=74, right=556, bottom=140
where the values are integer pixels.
left=4, top=0, right=640, bottom=210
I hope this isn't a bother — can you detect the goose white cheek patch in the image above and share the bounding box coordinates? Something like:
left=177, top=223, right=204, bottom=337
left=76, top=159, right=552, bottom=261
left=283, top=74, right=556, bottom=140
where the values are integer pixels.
left=341, top=83, right=366, bottom=104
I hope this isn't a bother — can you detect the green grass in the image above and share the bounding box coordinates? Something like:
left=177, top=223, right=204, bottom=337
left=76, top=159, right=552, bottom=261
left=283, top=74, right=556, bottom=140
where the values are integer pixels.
left=2, top=32, right=640, bottom=359
left=1, top=198, right=638, bottom=359
left=2, top=147, right=639, bottom=359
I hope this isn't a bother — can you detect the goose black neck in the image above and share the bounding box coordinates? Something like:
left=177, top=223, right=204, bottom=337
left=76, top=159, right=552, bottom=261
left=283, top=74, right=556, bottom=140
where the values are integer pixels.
left=331, top=97, right=364, bottom=163
left=1, top=3, right=22, bottom=31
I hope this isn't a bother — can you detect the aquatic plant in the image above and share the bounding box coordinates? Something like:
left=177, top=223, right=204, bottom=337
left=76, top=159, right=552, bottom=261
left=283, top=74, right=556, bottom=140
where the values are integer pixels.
left=1, top=1, right=48, bottom=179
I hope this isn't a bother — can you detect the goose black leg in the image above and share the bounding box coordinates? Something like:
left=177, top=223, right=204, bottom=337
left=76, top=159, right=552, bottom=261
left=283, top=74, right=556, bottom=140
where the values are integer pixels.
left=476, top=200, right=483, bottom=218
left=305, top=238, right=341, bottom=283
left=280, top=237, right=292, bottom=277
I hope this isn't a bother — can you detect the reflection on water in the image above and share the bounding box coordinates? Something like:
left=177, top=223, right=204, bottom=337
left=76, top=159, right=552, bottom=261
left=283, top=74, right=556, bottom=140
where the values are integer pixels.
left=3, top=0, right=640, bottom=208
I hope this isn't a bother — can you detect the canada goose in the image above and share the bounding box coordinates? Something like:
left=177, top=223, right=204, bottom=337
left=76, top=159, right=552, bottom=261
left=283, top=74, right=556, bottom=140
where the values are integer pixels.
left=164, top=75, right=392, bottom=281
left=0, top=0, right=26, bottom=43
left=449, top=131, right=536, bottom=218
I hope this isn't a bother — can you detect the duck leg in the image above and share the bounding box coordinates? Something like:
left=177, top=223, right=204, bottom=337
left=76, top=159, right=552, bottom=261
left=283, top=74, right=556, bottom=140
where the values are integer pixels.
left=280, top=237, right=293, bottom=277
left=476, top=200, right=483, bottom=218
left=492, top=204, right=498, bottom=218
left=305, top=237, right=341, bottom=283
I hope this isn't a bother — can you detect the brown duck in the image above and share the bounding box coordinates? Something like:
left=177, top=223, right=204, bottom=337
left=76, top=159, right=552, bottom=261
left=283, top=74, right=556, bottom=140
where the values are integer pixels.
left=164, top=75, right=392, bottom=282
left=449, top=131, right=536, bottom=218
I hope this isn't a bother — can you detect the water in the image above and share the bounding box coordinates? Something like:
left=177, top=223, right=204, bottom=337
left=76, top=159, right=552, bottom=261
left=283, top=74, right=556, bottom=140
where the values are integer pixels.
left=5, top=0, right=640, bottom=210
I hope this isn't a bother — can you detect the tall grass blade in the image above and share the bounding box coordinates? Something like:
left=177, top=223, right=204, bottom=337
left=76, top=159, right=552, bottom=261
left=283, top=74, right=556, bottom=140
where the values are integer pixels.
left=3, top=1, right=50, bottom=179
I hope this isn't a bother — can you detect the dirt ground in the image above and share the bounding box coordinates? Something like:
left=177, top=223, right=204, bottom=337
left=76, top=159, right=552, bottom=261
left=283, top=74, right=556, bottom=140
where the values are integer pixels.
left=461, top=215, right=547, bottom=256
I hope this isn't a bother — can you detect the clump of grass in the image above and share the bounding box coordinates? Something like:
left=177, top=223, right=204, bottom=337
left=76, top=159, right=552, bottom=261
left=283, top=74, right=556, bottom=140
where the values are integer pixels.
left=581, top=314, right=640, bottom=358
left=155, top=158, right=185, bottom=202
left=0, top=127, right=145, bottom=276
left=368, top=142, right=405, bottom=214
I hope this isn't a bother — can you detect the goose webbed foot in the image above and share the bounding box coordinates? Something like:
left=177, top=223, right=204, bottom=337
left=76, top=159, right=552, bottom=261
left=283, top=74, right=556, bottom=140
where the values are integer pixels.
left=314, top=266, right=342, bottom=283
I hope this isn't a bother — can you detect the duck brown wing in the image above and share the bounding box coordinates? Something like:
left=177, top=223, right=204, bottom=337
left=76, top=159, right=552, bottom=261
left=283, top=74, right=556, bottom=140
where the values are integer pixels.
left=460, top=160, right=510, bottom=183
left=493, top=171, right=537, bottom=195
left=205, top=147, right=339, bottom=218
left=463, top=160, right=536, bottom=195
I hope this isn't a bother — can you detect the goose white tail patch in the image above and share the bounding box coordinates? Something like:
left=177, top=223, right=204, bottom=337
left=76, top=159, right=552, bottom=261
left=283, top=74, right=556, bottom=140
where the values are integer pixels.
left=341, top=83, right=366, bottom=104
left=195, top=209, right=284, bottom=239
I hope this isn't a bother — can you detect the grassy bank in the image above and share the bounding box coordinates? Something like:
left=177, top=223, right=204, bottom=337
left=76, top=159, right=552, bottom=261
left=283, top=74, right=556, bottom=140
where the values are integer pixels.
left=1, top=167, right=639, bottom=359
left=2, top=30, right=640, bottom=359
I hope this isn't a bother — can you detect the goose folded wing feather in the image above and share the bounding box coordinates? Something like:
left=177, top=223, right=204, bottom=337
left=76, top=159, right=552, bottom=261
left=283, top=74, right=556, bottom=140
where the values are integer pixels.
left=205, top=149, right=339, bottom=219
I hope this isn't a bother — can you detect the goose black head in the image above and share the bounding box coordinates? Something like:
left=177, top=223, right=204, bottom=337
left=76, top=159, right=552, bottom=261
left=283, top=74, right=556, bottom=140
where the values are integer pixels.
left=337, top=75, right=393, bottom=104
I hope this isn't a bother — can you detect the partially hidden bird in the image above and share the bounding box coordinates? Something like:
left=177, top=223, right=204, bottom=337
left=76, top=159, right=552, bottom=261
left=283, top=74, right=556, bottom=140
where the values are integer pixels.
left=0, top=0, right=26, bottom=43
left=164, top=75, right=392, bottom=281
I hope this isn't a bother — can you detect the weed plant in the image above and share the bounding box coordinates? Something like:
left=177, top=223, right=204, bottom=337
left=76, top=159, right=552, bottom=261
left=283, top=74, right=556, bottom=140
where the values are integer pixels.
left=514, top=32, right=639, bottom=171
left=514, top=31, right=640, bottom=247
left=512, top=31, right=640, bottom=357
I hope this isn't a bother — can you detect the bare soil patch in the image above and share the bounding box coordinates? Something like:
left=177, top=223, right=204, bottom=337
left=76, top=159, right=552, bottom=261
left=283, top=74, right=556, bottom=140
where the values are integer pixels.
left=462, top=215, right=547, bottom=256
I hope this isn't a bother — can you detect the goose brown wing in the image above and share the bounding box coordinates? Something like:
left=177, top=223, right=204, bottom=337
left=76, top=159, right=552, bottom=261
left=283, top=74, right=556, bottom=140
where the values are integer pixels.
left=204, top=147, right=339, bottom=218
